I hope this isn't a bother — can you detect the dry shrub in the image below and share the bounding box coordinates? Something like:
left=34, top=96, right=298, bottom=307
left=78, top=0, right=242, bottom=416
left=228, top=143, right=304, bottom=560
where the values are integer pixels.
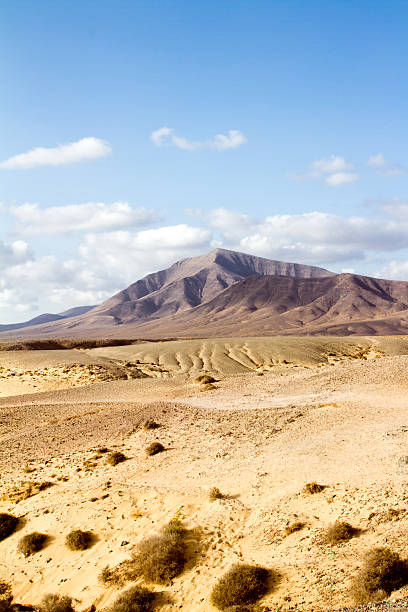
left=0, top=514, right=18, bottom=541
left=40, top=594, right=74, bottom=612
left=108, top=585, right=155, bottom=612
left=211, top=564, right=271, bottom=610
left=98, top=565, right=123, bottom=587
left=65, top=529, right=93, bottom=551
left=285, top=521, right=306, bottom=536
left=0, top=602, right=12, bottom=612
left=129, top=520, right=187, bottom=584
left=143, top=420, right=161, bottom=430
left=209, top=487, right=225, bottom=501
left=18, top=532, right=47, bottom=556
left=303, top=482, right=325, bottom=494
left=324, top=521, right=359, bottom=544
left=146, top=442, right=165, bottom=456
left=0, top=582, right=12, bottom=601
left=200, top=382, right=216, bottom=392
left=350, top=547, right=408, bottom=604
left=107, top=451, right=127, bottom=466
left=195, top=373, right=217, bottom=384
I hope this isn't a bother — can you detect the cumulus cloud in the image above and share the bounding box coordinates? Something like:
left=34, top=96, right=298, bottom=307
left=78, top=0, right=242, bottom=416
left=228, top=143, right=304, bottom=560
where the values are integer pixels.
left=325, top=172, right=359, bottom=186
left=201, top=207, right=408, bottom=264
left=10, top=202, right=159, bottom=235
left=376, top=260, right=408, bottom=281
left=0, top=239, right=32, bottom=269
left=367, top=153, right=404, bottom=176
left=0, top=137, right=111, bottom=169
left=290, top=155, right=358, bottom=186
left=151, top=127, right=247, bottom=151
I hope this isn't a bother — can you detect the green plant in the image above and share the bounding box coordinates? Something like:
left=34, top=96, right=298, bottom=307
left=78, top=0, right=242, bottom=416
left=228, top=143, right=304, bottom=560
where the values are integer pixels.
left=209, top=487, right=225, bottom=501
left=324, top=521, right=359, bottom=544
left=146, top=442, right=165, bottom=456
left=40, top=594, right=75, bottom=612
left=18, top=532, right=47, bottom=556
left=65, top=529, right=93, bottom=551
left=350, top=547, right=408, bottom=604
left=303, top=482, right=325, bottom=494
left=107, top=451, right=127, bottom=466
left=211, top=564, right=271, bottom=610
left=0, top=514, right=18, bottom=541
left=285, top=521, right=306, bottom=535
left=162, top=518, right=186, bottom=537
left=108, top=585, right=155, bottom=612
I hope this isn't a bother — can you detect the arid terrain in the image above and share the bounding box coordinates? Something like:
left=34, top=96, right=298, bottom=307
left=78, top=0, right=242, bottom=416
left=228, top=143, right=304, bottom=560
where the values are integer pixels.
left=2, top=336, right=408, bottom=610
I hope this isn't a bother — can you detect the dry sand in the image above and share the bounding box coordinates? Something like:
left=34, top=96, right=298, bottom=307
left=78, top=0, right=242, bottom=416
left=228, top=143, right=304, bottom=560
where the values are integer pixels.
left=1, top=337, right=408, bottom=610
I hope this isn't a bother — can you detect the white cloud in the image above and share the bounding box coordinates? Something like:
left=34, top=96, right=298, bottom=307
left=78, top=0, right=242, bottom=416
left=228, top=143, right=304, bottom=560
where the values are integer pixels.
left=367, top=152, right=404, bottom=176
left=10, top=202, right=159, bottom=235
left=312, top=155, right=353, bottom=173
left=0, top=137, right=111, bottom=169
left=325, top=172, right=359, bottom=186
left=376, top=260, right=408, bottom=281
left=150, top=127, right=174, bottom=147
left=0, top=239, right=32, bottom=269
left=151, top=127, right=247, bottom=151
left=290, top=155, right=358, bottom=186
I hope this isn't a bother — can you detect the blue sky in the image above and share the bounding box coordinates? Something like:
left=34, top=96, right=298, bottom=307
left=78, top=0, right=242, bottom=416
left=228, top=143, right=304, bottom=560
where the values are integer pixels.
left=1, top=0, right=408, bottom=322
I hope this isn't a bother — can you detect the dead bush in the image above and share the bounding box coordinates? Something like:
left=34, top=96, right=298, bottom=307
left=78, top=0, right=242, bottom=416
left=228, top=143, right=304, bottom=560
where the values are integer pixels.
left=98, top=565, right=123, bottom=587
left=130, top=520, right=186, bottom=584
left=350, top=547, right=408, bottom=604
left=0, top=514, right=18, bottom=541
left=0, top=582, right=12, bottom=601
left=209, top=487, right=225, bottom=501
left=18, top=532, right=47, bottom=556
left=324, top=521, right=359, bottom=544
left=107, top=451, right=127, bottom=466
left=146, top=442, right=165, bottom=456
left=0, top=603, right=12, bottom=612
left=195, top=373, right=217, bottom=384
left=211, top=564, right=271, bottom=610
left=285, top=521, right=306, bottom=536
left=200, top=382, right=216, bottom=392
left=143, top=420, right=161, bottom=430
left=40, top=594, right=75, bottom=612
left=65, top=529, right=93, bottom=551
left=303, top=482, right=325, bottom=494
left=108, top=585, right=155, bottom=612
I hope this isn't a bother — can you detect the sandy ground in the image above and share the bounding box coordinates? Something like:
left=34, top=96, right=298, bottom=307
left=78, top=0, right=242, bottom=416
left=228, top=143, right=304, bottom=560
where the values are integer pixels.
left=1, top=337, right=408, bottom=610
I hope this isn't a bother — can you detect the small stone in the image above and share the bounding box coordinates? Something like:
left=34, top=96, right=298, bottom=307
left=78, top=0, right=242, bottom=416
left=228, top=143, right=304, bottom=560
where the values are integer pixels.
left=121, top=541, right=129, bottom=546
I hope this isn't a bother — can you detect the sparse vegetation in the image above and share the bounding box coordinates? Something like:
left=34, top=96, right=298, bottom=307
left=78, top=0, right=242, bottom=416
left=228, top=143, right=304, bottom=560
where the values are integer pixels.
left=210, top=563, right=271, bottom=610
left=209, top=487, right=225, bottom=501
left=128, top=519, right=187, bottom=584
left=0, top=582, right=12, bottom=601
left=350, top=547, right=408, bottom=604
left=303, top=482, right=325, bottom=494
left=324, top=521, right=360, bottom=544
left=285, top=521, right=306, bottom=535
left=200, top=382, right=217, bottom=391
left=0, top=514, right=18, bottom=541
left=65, top=529, right=93, bottom=551
left=195, top=373, right=217, bottom=384
left=99, top=565, right=123, bottom=587
left=108, top=585, right=155, bottom=612
left=18, top=532, right=47, bottom=556
left=146, top=442, right=165, bottom=456
left=40, top=594, right=75, bottom=612
left=143, top=420, right=161, bottom=430
left=107, top=451, right=127, bottom=466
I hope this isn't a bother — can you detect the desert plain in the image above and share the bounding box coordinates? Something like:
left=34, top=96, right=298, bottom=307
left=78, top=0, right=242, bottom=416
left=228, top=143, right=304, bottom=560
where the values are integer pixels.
left=2, top=336, right=408, bottom=610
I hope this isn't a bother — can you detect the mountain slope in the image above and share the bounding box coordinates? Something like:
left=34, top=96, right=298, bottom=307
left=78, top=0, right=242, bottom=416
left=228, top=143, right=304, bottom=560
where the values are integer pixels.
left=0, top=248, right=333, bottom=337
left=0, top=305, right=95, bottom=333
left=97, top=272, right=408, bottom=337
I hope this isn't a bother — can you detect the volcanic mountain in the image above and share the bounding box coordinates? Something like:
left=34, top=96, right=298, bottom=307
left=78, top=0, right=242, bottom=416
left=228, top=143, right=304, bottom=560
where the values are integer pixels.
left=4, top=248, right=408, bottom=338
left=0, top=248, right=333, bottom=338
